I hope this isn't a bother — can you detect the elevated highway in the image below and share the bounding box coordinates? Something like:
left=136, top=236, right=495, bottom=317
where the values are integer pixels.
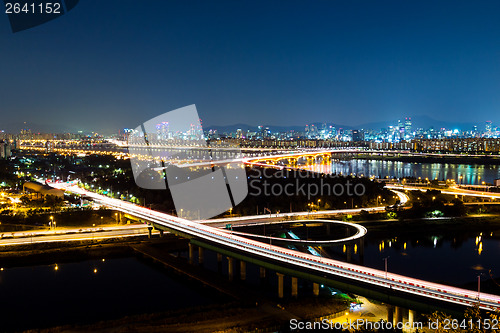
left=50, top=181, right=500, bottom=313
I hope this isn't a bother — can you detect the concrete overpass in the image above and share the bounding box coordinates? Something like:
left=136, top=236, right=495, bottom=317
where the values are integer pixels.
left=48, top=181, right=500, bottom=315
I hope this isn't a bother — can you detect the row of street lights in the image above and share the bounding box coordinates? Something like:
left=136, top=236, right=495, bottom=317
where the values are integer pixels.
left=49, top=215, right=56, bottom=230
left=307, top=199, right=321, bottom=211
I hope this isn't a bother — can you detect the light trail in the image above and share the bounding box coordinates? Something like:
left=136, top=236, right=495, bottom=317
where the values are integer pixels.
left=220, top=219, right=367, bottom=245
left=0, top=228, right=149, bottom=246
left=201, top=189, right=408, bottom=225
left=386, top=184, right=500, bottom=200
left=50, top=181, right=500, bottom=312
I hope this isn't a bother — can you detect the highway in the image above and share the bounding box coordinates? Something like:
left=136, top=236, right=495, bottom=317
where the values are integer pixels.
left=219, top=219, right=367, bottom=245
left=202, top=189, right=409, bottom=227
left=0, top=190, right=403, bottom=247
left=50, top=181, right=500, bottom=312
left=0, top=225, right=150, bottom=246
left=386, top=184, right=500, bottom=200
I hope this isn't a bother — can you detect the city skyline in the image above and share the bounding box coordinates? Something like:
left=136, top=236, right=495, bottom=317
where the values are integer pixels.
left=4, top=115, right=500, bottom=140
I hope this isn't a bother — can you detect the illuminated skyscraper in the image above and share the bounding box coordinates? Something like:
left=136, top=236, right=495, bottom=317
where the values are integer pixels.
left=404, top=117, right=412, bottom=138
left=486, top=121, right=492, bottom=137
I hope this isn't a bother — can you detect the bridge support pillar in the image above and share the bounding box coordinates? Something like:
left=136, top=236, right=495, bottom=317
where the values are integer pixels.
left=277, top=273, right=284, bottom=299
left=188, top=243, right=194, bottom=265
left=227, top=257, right=234, bottom=282
left=259, top=267, right=266, bottom=279
left=394, top=306, right=402, bottom=326
left=148, top=226, right=153, bottom=239
left=159, top=229, right=164, bottom=238
left=217, top=253, right=222, bottom=273
left=198, top=246, right=204, bottom=265
left=313, top=283, right=319, bottom=297
left=359, top=238, right=365, bottom=262
left=291, top=277, right=298, bottom=298
left=387, top=305, right=394, bottom=324
left=240, top=261, right=246, bottom=281
left=346, top=244, right=352, bottom=262
left=408, top=309, right=416, bottom=326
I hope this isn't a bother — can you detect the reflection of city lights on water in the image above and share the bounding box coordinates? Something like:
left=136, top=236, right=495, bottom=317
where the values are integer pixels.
left=478, top=242, right=483, bottom=255
left=433, top=237, right=437, bottom=248
left=354, top=244, right=357, bottom=254
left=403, top=242, right=407, bottom=250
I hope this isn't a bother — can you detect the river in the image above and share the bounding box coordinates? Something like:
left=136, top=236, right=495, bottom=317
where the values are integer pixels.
left=0, top=256, right=227, bottom=331
left=302, top=159, right=500, bottom=185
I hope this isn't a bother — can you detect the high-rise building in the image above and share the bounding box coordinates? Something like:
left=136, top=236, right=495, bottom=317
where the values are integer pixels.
left=486, top=121, right=493, bottom=137
left=352, top=129, right=364, bottom=142
left=0, top=141, right=11, bottom=159
left=404, top=117, right=412, bottom=138
left=156, top=122, right=169, bottom=141
left=20, top=127, right=32, bottom=140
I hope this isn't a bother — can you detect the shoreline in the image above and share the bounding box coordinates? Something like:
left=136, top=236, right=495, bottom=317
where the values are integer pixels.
left=354, top=153, right=500, bottom=166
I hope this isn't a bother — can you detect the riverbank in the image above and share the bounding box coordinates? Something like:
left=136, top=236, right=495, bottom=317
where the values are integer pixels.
left=30, top=297, right=348, bottom=333
left=354, top=153, right=500, bottom=165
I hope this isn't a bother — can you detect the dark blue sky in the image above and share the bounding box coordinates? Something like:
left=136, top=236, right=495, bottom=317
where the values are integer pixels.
left=1, top=1, right=500, bottom=133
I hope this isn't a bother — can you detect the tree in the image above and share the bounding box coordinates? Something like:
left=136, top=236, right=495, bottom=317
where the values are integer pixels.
left=20, top=195, right=31, bottom=206
left=44, top=195, right=63, bottom=210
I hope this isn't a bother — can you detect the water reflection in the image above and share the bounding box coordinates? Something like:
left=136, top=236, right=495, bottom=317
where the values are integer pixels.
left=359, top=230, right=500, bottom=286
left=302, top=160, right=500, bottom=185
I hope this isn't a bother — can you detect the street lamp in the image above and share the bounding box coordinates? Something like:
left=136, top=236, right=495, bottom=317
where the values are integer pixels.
left=383, top=256, right=390, bottom=279
left=477, top=274, right=482, bottom=304
left=50, top=216, right=54, bottom=230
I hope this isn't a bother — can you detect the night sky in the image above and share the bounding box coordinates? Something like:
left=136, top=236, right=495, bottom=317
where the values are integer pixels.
left=1, top=1, right=500, bottom=133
